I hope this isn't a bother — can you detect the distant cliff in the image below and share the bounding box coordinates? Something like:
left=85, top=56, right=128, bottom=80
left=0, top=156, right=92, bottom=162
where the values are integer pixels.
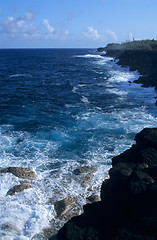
left=98, top=40, right=157, bottom=88
left=117, top=50, right=157, bottom=88
left=98, top=39, right=157, bottom=53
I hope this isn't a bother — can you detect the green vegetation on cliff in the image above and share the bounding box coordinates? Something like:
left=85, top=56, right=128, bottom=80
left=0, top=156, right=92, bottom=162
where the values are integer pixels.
left=98, top=39, right=157, bottom=53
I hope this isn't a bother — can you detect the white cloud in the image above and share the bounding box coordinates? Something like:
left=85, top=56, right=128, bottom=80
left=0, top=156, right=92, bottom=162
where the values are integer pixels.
left=42, top=19, right=54, bottom=33
left=0, top=12, right=36, bottom=38
left=105, top=29, right=117, bottom=40
left=0, top=12, right=69, bottom=42
left=41, top=19, right=69, bottom=40
left=1, top=16, right=30, bottom=35
left=8, top=16, right=14, bottom=22
left=84, top=26, right=102, bottom=40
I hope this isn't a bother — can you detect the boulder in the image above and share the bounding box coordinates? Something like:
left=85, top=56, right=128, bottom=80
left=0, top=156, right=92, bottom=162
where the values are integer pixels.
left=73, top=166, right=97, bottom=175
left=54, top=196, right=75, bottom=217
left=86, top=195, right=100, bottom=203
left=81, top=173, right=95, bottom=187
left=0, top=167, right=36, bottom=179
left=7, top=183, right=31, bottom=196
left=73, top=165, right=97, bottom=187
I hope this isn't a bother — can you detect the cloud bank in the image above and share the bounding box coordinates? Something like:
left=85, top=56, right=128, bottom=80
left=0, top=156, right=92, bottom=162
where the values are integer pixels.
left=0, top=11, right=69, bottom=41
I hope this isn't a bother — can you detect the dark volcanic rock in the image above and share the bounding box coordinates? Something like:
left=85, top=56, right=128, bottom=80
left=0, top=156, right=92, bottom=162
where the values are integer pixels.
left=0, top=167, right=36, bottom=179
left=118, top=50, right=157, bottom=89
left=109, top=162, right=133, bottom=179
left=135, top=128, right=157, bottom=149
left=101, top=41, right=157, bottom=90
left=58, top=219, right=100, bottom=240
left=86, top=194, right=100, bottom=203
left=73, top=165, right=97, bottom=187
left=55, top=128, right=157, bottom=240
left=97, top=47, right=105, bottom=52
left=7, top=183, right=32, bottom=196
left=58, top=201, right=116, bottom=240
left=73, top=166, right=97, bottom=175
left=54, top=196, right=75, bottom=217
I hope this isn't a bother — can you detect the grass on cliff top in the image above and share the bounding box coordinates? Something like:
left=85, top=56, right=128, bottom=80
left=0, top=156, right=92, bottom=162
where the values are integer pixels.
left=101, top=39, right=157, bottom=52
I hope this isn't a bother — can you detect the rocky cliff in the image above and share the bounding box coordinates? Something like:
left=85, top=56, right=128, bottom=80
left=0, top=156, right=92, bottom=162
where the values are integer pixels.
left=99, top=40, right=157, bottom=89
left=117, top=50, right=157, bottom=88
left=54, top=128, right=157, bottom=240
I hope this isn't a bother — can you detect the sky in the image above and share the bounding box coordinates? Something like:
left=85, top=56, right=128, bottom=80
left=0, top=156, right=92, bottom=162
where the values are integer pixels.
left=0, top=0, right=157, bottom=48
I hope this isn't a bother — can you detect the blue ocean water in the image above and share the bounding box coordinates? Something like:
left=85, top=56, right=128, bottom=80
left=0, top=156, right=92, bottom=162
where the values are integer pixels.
left=0, top=49, right=157, bottom=239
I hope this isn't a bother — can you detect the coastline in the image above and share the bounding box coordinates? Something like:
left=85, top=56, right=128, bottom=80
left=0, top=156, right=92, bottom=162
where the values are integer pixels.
left=50, top=43, right=157, bottom=240
left=99, top=41, right=157, bottom=91
left=1, top=47, right=156, bottom=239
left=117, top=50, right=157, bottom=90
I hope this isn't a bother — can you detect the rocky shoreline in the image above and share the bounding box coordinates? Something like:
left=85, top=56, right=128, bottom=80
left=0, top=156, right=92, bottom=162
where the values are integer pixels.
left=54, top=128, right=157, bottom=240
left=117, top=50, right=157, bottom=89
left=0, top=165, right=100, bottom=239
left=1, top=42, right=157, bottom=239
left=98, top=41, right=157, bottom=90
left=48, top=42, right=157, bottom=240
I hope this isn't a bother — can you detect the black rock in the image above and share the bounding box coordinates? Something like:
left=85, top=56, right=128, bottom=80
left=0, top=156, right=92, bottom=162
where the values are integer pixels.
left=53, top=128, right=157, bottom=240
left=54, top=196, right=75, bottom=217
left=0, top=167, right=36, bottom=179
left=135, top=128, right=157, bottom=150
left=7, top=183, right=32, bottom=196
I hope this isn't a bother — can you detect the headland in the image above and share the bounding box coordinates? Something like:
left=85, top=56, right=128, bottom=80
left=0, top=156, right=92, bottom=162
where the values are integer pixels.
left=98, top=40, right=157, bottom=89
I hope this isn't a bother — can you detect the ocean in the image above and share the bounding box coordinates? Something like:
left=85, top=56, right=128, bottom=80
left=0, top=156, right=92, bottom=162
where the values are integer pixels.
left=0, top=48, right=157, bottom=240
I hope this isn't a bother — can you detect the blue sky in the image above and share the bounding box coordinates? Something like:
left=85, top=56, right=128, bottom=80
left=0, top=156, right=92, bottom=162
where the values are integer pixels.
left=0, top=0, right=157, bottom=48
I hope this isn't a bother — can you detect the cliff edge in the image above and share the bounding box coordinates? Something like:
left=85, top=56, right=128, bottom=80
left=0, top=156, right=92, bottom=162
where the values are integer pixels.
left=98, top=40, right=157, bottom=89
left=54, top=128, right=157, bottom=240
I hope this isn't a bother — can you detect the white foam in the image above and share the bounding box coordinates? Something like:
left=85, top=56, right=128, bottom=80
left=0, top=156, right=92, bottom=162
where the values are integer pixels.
left=75, top=54, right=104, bottom=59
left=107, top=88, right=127, bottom=96
left=105, top=59, right=157, bottom=106
left=108, top=68, right=139, bottom=83
left=72, top=86, right=78, bottom=93
left=9, top=74, right=32, bottom=79
left=81, top=96, right=89, bottom=104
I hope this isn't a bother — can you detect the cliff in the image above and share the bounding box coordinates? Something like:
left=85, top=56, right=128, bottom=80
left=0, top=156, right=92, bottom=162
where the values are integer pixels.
left=54, top=128, right=157, bottom=240
left=48, top=41, right=157, bottom=240
left=99, top=40, right=157, bottom=88
left=118, top=50, right=157, bottom=88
